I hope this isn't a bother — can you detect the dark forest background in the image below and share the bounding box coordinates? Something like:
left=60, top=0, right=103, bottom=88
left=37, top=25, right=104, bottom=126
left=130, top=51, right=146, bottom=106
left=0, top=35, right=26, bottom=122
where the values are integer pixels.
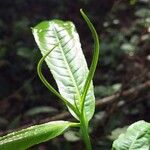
left=0, top=0, right=149, bottom=149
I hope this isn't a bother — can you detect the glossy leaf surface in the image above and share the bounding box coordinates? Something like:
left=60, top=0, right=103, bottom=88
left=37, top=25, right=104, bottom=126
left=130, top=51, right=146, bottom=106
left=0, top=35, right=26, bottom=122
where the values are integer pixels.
left=0, top=121, right=74, bottom=150
left=32, top=20, right=95, bottom=120
left=112, top=120, right=150, bottom=150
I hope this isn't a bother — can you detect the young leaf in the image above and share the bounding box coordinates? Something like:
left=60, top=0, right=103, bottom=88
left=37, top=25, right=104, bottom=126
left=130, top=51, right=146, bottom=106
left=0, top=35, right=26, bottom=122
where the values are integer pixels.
left=32, top=20, right=95, bottom=121
left=0, top=121, right=78, bottom=150
left=112, top=120, right=150, bottom=150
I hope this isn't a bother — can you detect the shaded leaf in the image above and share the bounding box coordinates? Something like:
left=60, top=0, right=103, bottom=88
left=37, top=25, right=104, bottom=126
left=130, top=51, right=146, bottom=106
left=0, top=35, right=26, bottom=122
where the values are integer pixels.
left=24, top=106, right=57, bottom=116
left=135, top=8, right=150, bottom=17
left=108, top=126, right=128, bottom=140
left=64, top=130, right=80, bottom=142
left=94, top=83, right=122, bottom=98
left=7, top=115, right=21, bottom=130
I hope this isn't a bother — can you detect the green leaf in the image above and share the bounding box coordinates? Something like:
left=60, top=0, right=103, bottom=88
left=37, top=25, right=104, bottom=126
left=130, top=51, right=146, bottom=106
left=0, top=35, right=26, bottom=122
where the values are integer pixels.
left=32, top=20, right=95, bottom=121
left=112, top=120, right=150, bottom=150
left=64, top=130, right=80, bottom=142
left=0, top=121, right=78, bottom=150
left=108, top=126, right=128, bottom=140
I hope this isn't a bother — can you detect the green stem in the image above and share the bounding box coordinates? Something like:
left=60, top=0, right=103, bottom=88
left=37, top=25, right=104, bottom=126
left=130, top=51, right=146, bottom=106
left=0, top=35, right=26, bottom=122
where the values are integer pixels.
left=80, top=9, right=100, bottom=114
left=79, top=9, right=99, bottom=150
left=37, top=44, right=80, bottom=117
left=80, top=114, right=92, bottom=150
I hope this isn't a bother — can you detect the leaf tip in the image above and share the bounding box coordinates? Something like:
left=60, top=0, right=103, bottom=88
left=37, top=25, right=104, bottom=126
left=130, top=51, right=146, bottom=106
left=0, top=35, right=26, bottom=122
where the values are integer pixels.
left=80, top=8, right=84, bottom=15
left=80, top=8, right=83, bottom=12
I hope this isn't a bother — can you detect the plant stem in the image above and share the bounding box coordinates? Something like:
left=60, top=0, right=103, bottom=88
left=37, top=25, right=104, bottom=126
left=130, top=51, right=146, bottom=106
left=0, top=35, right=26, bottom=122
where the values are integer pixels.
left=80, top=114, right=92, bottom=150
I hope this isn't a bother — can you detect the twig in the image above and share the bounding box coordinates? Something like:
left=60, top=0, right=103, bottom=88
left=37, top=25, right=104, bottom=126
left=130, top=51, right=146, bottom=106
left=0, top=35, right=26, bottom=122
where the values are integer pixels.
left=1, top=81, right=149, bottom=135
left=95, top=80, right=150, bottom=107
left=41, top=80, right=150, bottom=123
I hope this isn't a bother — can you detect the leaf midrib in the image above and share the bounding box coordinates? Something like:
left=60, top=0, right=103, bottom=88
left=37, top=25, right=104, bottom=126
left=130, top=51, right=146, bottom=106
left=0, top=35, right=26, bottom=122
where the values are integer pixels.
left=53, top=25, right=82, bottom=107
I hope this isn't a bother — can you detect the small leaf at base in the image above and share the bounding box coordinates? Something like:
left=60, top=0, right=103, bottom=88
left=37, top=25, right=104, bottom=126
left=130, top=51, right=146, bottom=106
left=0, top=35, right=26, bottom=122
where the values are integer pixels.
left=0, top=121, right=77, bottom=150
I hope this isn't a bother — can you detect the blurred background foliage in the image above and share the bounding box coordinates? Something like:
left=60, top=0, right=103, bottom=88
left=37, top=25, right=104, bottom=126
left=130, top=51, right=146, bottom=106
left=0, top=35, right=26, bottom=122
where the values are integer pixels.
left=0, top=0, right=149, bottom=149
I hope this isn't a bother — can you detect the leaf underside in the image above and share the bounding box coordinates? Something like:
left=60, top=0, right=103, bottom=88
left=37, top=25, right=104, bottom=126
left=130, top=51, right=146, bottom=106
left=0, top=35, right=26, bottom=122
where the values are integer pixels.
left=112, top=120, right=150, bottom=150
left=0, top=121, right=72, bottom=150
left=32, top=20, right=95, bottom=121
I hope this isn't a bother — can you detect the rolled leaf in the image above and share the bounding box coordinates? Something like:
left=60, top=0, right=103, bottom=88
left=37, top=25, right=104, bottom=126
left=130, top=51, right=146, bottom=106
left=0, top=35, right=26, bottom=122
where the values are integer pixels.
left=112, top=120, right=150, bottom=150
left=0, top=121, right=75, bottom=150
left=32, top=20, right=95, bottom=121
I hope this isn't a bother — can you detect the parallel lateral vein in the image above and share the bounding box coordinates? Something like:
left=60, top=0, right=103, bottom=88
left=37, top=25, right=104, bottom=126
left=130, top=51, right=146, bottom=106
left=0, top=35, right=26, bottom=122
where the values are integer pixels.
left=53, top=26, right=82, bottom=108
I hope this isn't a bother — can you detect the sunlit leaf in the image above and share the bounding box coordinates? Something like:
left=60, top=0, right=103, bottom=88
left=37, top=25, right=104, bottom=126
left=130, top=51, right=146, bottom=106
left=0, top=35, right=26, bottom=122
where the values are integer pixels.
left=32, top=20, right=95, bottom=121
left=112, top=120, right=150, bottom=150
